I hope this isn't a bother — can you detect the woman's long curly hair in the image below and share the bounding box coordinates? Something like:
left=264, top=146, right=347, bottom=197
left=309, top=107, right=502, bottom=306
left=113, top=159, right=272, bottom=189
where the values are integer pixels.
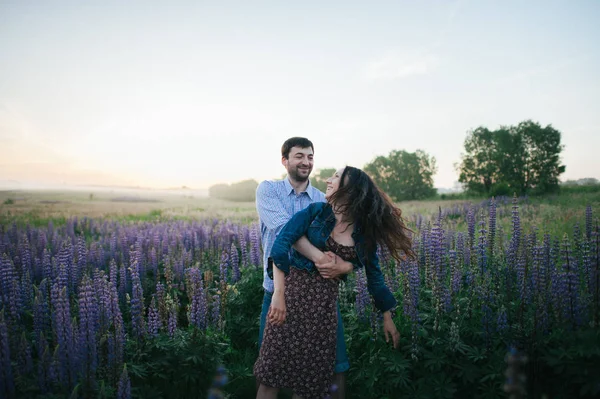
left=327, top=166, right=415, bottom=262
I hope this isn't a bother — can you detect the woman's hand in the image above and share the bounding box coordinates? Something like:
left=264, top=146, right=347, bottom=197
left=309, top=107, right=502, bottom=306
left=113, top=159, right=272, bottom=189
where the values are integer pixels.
left=382, top=311, right=400, bottom=349
left=268, top=290, right=286, bottom=326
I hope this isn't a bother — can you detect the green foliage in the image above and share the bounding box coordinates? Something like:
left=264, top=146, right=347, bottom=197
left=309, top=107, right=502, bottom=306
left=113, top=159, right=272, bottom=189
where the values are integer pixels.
left=209, top=179, right=258, bottom=202
left=364, top=149, right=437, bottom=201
left=458, top=120, right=566, bottom=196
left=126, top=328, right=228, bottom=399
left=3, top=198, right=15, bottom=205
left=223, top=268, right=264, bottom=398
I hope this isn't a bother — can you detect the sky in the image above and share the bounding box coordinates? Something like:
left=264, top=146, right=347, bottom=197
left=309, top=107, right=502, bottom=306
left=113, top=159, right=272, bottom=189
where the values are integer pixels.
left=1, top=0, right=599, bottom=190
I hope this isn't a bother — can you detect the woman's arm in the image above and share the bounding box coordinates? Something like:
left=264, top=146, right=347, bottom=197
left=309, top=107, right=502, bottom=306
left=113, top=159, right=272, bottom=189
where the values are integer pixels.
left=363, top=249, right=400, bottom=348
left=268, top=264, right=287, bottom=325
left=363, top=250, right=398, bottom=312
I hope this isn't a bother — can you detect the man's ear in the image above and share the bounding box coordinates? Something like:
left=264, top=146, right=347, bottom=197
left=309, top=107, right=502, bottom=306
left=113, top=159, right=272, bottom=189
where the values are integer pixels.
left=281, top=157, right=287, bottom=167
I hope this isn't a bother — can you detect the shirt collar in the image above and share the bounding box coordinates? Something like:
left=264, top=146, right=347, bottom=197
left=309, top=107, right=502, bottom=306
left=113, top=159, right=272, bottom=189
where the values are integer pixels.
left=283, top=176, right=315, bottom=200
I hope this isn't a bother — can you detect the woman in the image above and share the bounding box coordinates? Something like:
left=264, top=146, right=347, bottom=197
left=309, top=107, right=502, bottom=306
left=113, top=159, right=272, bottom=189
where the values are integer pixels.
left=254, top=166, right=414, bottom=399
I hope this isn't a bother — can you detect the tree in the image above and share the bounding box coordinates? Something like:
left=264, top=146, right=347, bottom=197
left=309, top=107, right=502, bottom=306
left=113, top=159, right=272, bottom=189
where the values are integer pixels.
left=518, top=121, right=565, bottom=194
left=364, top=149, right=437, bottom=201
left=457, top=120, right=565, bottom=196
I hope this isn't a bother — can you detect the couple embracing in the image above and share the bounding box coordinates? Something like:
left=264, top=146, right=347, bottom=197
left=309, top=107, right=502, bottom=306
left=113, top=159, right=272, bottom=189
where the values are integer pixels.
left=254, top=137, right=414, bottom=399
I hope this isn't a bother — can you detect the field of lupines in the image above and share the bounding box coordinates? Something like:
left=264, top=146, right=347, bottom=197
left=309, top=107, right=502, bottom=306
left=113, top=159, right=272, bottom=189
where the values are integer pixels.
left=1, top=194, right=600, bottom=398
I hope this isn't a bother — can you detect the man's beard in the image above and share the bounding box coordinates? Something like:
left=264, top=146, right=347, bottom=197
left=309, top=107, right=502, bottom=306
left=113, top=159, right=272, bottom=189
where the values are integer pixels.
left=288, top=166, right=311, bottom=182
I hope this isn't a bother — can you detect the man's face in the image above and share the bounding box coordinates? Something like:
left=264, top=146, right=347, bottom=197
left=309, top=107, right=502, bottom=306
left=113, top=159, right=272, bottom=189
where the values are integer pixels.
left=283, top=146, right=314, bottom=183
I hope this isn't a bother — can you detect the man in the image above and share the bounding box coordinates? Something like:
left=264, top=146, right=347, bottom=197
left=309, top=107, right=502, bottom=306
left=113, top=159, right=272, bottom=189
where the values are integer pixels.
left=256, top=137, right=353, bottom=398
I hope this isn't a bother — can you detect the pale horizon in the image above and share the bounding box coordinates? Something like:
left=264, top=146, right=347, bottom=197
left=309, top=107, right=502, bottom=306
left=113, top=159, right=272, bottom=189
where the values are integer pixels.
left=1, top=1, right=599, bottom=190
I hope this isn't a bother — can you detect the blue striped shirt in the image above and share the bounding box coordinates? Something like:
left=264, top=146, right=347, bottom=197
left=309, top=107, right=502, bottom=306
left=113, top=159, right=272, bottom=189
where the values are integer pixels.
left=256, top=177, right=326, bottom=292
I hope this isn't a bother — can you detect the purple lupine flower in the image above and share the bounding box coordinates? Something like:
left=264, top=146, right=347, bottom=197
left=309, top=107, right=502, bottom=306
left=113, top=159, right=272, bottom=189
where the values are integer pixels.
left=150, top=247, right=158, bottom=275
left=211, top=294, right=221, bottom=329
left=42, top=248, right=52, bottom=281
left=250, top=225, right=261, bottom=268
left=1, top=253, right=20, bottom=322
left=57, top=240, right=73, bottom=293
left=402, top=259, right=420, bottom=326
left=450, top=250, right=461, bottom=295
left=163, top=254, right=174, bottom=290
left=488, top=197, right=497, bottom=256
left=110, top=233, right=117, bottom=261
left=230, top=243, right=240, bottom=283
left=517, top=249, right=528, bottom=304
left=508, top=195, right=521, bottom=274
left=573, top=223, right=582, bottom=254
left=369, top=308, right=380, bottom=341
left=21, top=268, right=33, bottom=312
left=19, top=233, right=32, bottom=272
left=354, top=268, right=369, bottom=320
left=107, top=281, right=125, bottom=378
left=33, top=279, right=51, bottom=346
left=51, top=282, right=77, bottom=388
left=496, top=306, right=508, bottom=333
left=109, top=259, right=118, bottom=290
left=129, top=265, right=145, bottom=339
left=186, top=268, right=208, bottom=330
left=37, top=333, right=51, bottom=394
left=118, top=261, right=127, bottom=302
left=530, top=245, right=540, bottom=299
left=219, top=250, right=229, bottom=286
left=78, top=275, right=98, bottom=387
left=582, top=239, right=593, bottom=295
left=94, top=270, right=112, bottom=336
left=76, top=235, right=87, bottom=283
left=117, top=364, right=131, bottom=399
left=134, top=235, right=144, bottom=276
left=467, top=205, right=476, bottom=248
left=586, top=205, right=593, bottom=240
left=147, top=295, right=161, bottom=337
left=17, top=331, right=33, bottom=378
left=560, top=234, right=579, bottom=327
left=167, top=298, right=178, bottom=338
left=477, top=213, right=488, bottom=275
left=239, top=233, right=248, bottom=269
left=0, top=309, right=15, bottom=398
left=155, top=282, right=168, bottom=326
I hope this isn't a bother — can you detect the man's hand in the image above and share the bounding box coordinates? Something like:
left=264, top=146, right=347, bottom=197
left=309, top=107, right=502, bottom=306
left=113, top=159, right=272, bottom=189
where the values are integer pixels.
left=315, top=252, right=353, bottom=279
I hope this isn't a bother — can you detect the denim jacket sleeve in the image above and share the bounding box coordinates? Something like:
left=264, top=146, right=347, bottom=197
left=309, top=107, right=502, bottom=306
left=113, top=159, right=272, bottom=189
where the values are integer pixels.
left=269, top=202, right=323, bottom=276
left=364, top=249, right=397, bottom=312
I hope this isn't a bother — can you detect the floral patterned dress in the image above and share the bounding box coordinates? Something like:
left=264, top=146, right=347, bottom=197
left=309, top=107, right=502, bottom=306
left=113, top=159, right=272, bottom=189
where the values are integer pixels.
left=254, top=237, right=356, bottom=399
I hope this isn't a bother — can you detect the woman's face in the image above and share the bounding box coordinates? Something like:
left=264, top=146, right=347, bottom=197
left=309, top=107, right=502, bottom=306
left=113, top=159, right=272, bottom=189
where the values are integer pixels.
left=325, top=167, right=345, bottom=200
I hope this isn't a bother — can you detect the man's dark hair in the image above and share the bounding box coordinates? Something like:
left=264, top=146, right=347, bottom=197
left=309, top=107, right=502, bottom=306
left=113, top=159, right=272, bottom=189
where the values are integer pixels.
left=281, top=137, right=314, bottom=159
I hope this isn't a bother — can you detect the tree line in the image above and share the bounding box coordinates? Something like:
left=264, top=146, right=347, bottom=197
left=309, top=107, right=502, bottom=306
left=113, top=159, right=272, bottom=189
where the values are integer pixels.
left=209, top=120, right=568, bottom=202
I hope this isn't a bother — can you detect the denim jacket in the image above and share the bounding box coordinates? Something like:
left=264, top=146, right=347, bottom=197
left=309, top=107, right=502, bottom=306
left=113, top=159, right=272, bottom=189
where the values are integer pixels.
left=269, top=202, right=397, bottom=312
